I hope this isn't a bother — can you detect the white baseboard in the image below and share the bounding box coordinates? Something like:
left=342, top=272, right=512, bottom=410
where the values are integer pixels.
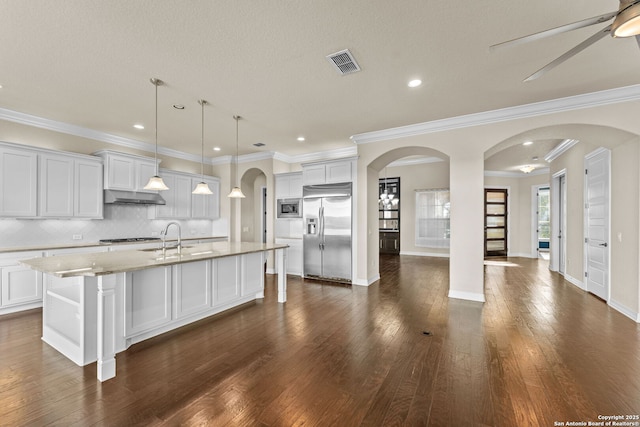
left=400, top=251, right=449, bottom=258
left=608, top=299, right=640, bottom=323
left=266, top=268, right=276, bottom=275
left=448, top=289, right=485, bottom=303
left=352, top=274, right=380, bottom=287
left=564, top=273, right=585, bottom=290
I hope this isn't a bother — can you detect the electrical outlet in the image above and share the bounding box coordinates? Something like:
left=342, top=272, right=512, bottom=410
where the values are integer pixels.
left=243, top=227, right=250, bottom=232
left=72, top=234, right=83, bottom=240
left=151, top=231, right=159, bottom=237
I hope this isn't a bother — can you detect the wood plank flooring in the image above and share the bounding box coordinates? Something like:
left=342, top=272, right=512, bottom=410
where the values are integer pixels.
left=1, top=255, right=639, bottom=426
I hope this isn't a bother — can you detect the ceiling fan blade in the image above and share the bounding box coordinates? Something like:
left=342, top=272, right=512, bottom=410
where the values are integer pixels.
left=491, top=11, right=617, bottom=51
left=524, top=25, right=612, bottom=81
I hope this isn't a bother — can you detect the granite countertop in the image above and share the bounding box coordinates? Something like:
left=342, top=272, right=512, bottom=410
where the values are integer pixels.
left=21, top=241, right=288, bottom=278
left=0, top=236, right=228, bottom=254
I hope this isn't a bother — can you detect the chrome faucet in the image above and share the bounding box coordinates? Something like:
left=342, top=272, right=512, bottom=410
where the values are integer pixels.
left=161, top=221, right=182, bottom=254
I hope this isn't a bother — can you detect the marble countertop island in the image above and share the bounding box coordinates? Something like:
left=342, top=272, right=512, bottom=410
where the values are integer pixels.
left=21, top=241, right=287, bottom=277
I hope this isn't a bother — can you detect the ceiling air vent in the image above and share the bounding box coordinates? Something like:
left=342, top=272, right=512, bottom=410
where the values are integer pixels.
left=253, top=142, right=265, bottom=147
left=326, top=49, right=361, bottom=75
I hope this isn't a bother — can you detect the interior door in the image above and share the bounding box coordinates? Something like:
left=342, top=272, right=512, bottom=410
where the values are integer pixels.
left=585, top=149, right=610, bottom=300
left=484, top=189, right=508, bottom=257
left=558, top=174, right=566, bottom=274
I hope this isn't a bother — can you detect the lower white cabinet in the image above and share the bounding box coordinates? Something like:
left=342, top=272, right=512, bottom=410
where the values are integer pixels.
left=215, top=256, right=240, bottom=305
left=275, top=238, right=302, bottom=276
left=125, top=267, right=172, bottom=336
left=0, top=251, right=43, bottom=314
left=173, top=260, right=211, bottom=319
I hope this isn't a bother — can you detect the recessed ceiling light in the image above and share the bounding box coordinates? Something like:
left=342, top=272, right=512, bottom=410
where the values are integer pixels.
left=0, top=84, right=3, bottom=89
left=133, top=124, right=144, bottom=130
left=213, top=147, right=221, bottom=151
left=523, top=141, right=533, bottom=146
left=297, top=136, right=305, bottom=142
left=408, top=79, right=422, bottom=88
left=173, top=104, right=185, bottom=110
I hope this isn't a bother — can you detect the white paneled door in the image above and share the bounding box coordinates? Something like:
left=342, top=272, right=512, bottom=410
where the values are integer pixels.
left=585, top=148, right=610, bottom=301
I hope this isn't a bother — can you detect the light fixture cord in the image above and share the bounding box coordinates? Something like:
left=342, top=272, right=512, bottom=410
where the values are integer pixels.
left=235, top=116, right=240, bottom=187
left=200, top=100, right=205, bottom=180
left=154, top=79, right=159, bottom=176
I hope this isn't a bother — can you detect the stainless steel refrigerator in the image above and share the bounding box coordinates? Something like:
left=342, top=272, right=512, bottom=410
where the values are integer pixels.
left=303, top=182, right=352, bottom=283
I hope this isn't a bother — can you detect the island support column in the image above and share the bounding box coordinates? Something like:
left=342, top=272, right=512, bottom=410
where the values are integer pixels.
left=96, top=274, right=117, bottom=381
left=277, top=248, right=287, bottom=303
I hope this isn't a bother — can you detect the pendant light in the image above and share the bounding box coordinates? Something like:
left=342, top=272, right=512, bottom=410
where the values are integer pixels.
left=227, top=115, right=246, bottom=198
left=143, top=78, right=169, bottom=191
left=192, top=99, right=213, bottom=195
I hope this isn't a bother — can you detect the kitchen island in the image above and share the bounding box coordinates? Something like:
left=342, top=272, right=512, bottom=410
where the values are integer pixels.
left=21, top=241, right=288, bottom=382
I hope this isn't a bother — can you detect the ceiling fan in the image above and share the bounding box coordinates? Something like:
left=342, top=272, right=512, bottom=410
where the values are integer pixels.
left=491, top=0, right=640, bottom=81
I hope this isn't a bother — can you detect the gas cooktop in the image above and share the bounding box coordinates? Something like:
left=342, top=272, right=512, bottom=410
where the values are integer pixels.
left=98, top=237, right=161, bottom=244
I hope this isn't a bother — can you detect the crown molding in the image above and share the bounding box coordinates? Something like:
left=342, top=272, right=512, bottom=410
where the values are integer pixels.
left=1, top=106, right=360, bottom=167
left=0, top=107, right=205, bottom=164
left=544, top=138, right=579, bottom=162
left=350, top=84, right=640, bottom=144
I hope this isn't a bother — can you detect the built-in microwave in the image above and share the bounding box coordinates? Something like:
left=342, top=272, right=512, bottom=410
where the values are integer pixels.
left=277, top=198, right=302, bottom=218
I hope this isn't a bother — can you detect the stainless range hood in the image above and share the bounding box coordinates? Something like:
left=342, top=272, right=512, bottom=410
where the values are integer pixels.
left=104, top=190, right=166, bottom=205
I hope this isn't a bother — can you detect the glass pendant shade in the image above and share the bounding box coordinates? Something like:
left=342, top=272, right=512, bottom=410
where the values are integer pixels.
left=144, top=175, right=169, bottom=191
left=192, top=99, right=213, bottom=195
left=193, top=181, right=213, bottom=195
left=228, top=186, right=246, bottom=198
left=144, top=77, right=169, bottom=191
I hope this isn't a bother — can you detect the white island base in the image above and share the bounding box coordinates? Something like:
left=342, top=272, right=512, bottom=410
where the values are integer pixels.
left=27, top=243, right=288, bottom=381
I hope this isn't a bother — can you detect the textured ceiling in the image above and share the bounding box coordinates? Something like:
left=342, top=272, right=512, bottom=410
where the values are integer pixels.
left=1, top=0, right=639, bottom=171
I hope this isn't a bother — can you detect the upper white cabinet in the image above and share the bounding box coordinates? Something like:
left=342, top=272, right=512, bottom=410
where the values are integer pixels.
left=0, top=142, right=103, bottom=219
left=302, top=158, right=356, bottom=185
left=275, top=172, right=303, bottom=199
left=94, top=150, right=159, bottom=193
left=151, top=171, right=220, bottom=220
left=191, top=177, right=220, bottom=219
left=0, top=145, right=38, bottom=217
left=154, top=171, right=192, bottom=219
left=39, top=153, right=103, bottom=219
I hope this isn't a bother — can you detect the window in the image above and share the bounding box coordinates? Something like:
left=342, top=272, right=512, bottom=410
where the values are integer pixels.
left=415, top=189, right=450, bottom=248
left=538, top=187, right=550, bottom=244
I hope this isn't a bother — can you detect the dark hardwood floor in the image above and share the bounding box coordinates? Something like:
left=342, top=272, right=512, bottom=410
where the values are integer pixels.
left=1, top=255, right=639, bottom=426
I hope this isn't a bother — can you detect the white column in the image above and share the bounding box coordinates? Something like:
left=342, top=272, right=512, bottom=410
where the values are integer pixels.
left=97, top=274, right=117, bottom=381
left=276, top=247, right=287, bottom=303
left=448, top=152, right=485, bottom=302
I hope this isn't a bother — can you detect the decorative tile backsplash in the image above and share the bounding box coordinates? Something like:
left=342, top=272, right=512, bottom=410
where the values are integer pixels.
left=0, top=205, right=228, bottom=249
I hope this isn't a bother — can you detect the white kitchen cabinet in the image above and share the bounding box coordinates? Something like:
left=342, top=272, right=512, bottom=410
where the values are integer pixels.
left=94, top=150, right=159, bottom=193
left=150, top=172, right=219, bottom=220
left=0, top=251, right=43, bottom=314
left=74, top=159, right=103, bottom=218
left=191, top=177, right=220, bottom=219
left=154, top=171, right=192, bottom=219
left=241, top=252, right=265, bottom=296
left=214, top=256, right=240, bottom=305
left=39, top=153, right=103, bottom=219
left=0, top=145, right=38, bottom=217
left=125, top=266, right=172, bottom=336
left=41, top=245, right=109, bottom=365
left=275, top=238, right=302, bottom=276
left=302, top=158, right=355, bottom=185
left=173, top=260, right=211, bottom=318
left=275, top=172, right=303, bottom=199
left=39, top=153, right=74, bottom=217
